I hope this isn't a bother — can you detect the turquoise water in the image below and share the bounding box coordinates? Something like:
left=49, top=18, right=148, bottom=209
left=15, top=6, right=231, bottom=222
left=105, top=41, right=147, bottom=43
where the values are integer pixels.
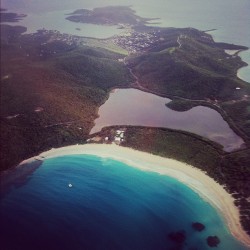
left=2, top=10, right=122, bottom=39
left=0, top=154, right=247, bottom=250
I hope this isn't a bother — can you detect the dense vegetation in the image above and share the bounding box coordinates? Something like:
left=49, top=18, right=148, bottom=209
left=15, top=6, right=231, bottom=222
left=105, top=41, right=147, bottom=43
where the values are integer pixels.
left=222, top=100, right=250, bottom=139
left=0, top=24, right=132, bottom=170
left=128, top=30, right=249, bottom=101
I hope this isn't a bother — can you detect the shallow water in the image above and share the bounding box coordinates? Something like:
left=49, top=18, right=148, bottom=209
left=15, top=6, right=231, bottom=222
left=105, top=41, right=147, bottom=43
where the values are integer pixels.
left=91, top=88, right=244, bottom=152
left=0, top=154, right=247, bottom=250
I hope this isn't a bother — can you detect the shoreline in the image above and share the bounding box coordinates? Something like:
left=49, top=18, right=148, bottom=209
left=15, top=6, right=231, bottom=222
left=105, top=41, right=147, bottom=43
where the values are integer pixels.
left=28, top=143, right=250, bottom=248
left=237, top=49, right=250, bottom=83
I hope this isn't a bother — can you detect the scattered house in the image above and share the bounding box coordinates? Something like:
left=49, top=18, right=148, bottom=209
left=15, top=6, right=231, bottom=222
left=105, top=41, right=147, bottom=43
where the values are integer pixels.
left=105, top=137, right=109, bottom=141
left=236, top=87, right=241, bottom=90
left=114, top=129, right=125, bottom=144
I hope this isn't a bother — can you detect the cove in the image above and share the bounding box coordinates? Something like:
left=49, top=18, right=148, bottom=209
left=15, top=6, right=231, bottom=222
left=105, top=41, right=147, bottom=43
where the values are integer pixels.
left=90, top=88, right=244, bottom=152
left=0, top=154, right=247, bottom=250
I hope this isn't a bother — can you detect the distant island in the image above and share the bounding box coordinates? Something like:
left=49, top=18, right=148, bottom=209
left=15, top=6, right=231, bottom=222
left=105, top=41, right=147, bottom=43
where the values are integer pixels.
left=66, top=6, right=158, bottom=26
left=0, top=9, right=26, bottom=22
left=1, top=6, right=250, bottom=242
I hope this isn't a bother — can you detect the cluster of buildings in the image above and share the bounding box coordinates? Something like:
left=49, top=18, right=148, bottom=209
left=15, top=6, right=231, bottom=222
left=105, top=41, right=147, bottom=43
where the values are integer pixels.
left=112, top=30, right=162, bottom=53
left=113, top=129, right=125, bottom=144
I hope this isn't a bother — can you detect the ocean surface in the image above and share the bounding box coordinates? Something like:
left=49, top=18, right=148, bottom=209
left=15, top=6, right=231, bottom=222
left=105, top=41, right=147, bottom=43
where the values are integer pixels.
left=0, top=154, right=247, bottom=250
left=2, top=0, right=250, bottom=82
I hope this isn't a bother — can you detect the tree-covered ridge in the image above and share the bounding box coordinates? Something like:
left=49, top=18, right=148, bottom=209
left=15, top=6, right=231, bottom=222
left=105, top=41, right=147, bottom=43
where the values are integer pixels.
left=127, top=31, right=249, bottom=101
left=0, top=25, right=132, bottom=171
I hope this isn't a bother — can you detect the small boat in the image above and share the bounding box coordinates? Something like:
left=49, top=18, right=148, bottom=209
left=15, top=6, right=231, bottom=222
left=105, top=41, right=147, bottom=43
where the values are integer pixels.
left=68, top=183, right=73, bottom=188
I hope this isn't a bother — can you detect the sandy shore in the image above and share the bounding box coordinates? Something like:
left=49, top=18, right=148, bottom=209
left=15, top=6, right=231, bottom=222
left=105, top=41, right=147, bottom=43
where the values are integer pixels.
left=224, top=49, right=240, bottom=55
left=29, top=143, right=250, bottom=247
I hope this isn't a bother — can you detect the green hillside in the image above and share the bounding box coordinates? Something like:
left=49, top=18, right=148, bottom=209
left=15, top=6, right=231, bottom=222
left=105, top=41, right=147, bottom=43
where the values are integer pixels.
left=128, top=35, right=249, bottom=101
left=0, top=25, right=132, bottom=170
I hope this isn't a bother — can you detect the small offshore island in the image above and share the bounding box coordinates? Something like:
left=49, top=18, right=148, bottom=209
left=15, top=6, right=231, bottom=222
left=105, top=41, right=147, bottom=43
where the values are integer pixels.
left=65, top=6, right=159, bottom=26
left=1, top=5, right=250, bottom=248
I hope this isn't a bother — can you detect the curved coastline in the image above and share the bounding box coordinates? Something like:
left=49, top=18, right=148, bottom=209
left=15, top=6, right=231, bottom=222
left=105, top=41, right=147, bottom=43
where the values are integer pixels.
left=20, top=143, right=250, bottom=248
left=237, top=49, right=250, bottom=83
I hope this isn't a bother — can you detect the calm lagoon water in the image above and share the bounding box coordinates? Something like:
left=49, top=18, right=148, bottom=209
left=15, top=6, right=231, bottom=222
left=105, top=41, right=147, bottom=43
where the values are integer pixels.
left=0, top=154, right=247, bottom=250
left=91, top=89, right=244, bottom=152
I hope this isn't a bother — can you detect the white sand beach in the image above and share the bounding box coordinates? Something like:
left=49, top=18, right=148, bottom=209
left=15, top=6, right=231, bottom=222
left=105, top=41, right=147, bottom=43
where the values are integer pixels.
left=22, top=143, right=250, bottom=247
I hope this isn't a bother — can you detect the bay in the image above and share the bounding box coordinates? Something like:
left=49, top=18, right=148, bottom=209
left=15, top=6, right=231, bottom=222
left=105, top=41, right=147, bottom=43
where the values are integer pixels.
left=2, top=0, right=250, bottom=82
left=0, top=154, right=247, bottom=249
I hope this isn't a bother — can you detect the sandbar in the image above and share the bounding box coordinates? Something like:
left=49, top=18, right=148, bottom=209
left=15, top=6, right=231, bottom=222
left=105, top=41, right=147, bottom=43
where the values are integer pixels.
left=22, top=143, right=250, bottom=247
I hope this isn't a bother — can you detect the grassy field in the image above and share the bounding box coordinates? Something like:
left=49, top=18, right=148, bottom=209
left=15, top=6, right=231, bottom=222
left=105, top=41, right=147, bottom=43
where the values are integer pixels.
left=82, top=38, right=128, bottom=55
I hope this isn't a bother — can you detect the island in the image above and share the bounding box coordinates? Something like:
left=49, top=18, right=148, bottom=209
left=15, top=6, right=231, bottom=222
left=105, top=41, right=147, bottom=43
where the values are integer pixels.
left=1, top=6, right=250, bottom=245
left=0, top=9, right=26, bottom=22
left=65, top=6, right=158, bottom=26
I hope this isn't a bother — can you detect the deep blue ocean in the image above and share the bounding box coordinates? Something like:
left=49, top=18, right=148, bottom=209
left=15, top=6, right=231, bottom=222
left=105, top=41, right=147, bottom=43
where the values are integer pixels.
left=0, top=155, right=247, bottom=250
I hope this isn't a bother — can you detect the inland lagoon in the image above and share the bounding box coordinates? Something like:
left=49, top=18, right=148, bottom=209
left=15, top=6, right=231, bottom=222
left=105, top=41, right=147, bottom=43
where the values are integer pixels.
left=90, top=89, right=244, bottom=152
left=1, top=144, right=249, bottom=250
